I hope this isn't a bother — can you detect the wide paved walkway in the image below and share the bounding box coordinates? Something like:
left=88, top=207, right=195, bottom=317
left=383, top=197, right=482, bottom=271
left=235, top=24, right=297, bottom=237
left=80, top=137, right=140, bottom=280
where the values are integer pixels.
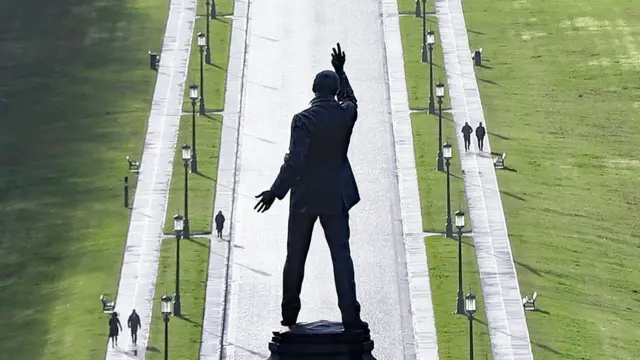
left=197, top=0, right=441, bottom=358
left=435, top=0, right=534, bottom=358
left=105, top=0, right=196, bottom=358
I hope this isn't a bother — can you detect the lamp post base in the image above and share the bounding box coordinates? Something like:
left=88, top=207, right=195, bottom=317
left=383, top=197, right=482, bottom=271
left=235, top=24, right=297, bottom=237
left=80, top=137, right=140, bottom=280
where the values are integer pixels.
left=436, top=155, right=444, bottom=172
left=199, top=101, right=206, bottom=116
left=415, top=0, right=421, bottom=17
left=183, top=219, right=190, bottom=239
left=456, top=291, right=466, bottom=315
left=421, top=44, right=428, bottom=63
left=205, top=48, right=212, bottom=65
left=445, top=220, right=453, bottom=238
left=428, top=97, right=435, bottom=115
left=173, top=294, right=182, bottom=317
left=191, top=154, right=198, bottom=173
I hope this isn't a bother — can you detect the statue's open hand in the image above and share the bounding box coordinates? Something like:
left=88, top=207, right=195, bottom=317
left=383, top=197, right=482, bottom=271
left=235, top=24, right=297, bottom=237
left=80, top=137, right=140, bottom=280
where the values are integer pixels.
left=331, top=43, right=346, bottom=74
left=254, top=190, right=276, bottom=213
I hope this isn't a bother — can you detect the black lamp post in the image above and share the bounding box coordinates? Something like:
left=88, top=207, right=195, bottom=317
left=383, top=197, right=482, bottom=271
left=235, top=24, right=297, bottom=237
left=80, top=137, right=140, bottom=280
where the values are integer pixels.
left=455, top=210, right=466, bottom=314
left=161, top=294, right=172, bottom=360
left=181, top=144, right=191, bottom=239
left=172, top=214, right=184, bottom=316
left=197, top=32, right=206, bottom=115
left=427, top=30, right=436, bottom=114
left=443, top=142, right=453, bottom=238
left=210, top=0, right=217, bottom=19
left=435, top=82, right=445, bottom=172
left=465, top=293, right=477, bottom=360
left=205, top=0, right=212, bottom=64
left=421, top=5, right=428, bottom=62
left=189, top=84, right=199, bottom=173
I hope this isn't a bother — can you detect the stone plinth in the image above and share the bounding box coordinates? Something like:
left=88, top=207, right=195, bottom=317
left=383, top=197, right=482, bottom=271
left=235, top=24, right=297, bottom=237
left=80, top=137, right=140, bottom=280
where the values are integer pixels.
left=268, top=320, right=375, bottom=359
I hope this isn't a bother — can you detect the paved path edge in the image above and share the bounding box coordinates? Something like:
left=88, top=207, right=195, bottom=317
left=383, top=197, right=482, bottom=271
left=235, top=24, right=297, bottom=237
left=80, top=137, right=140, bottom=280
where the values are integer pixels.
left=381, top=1, right=440, bottom=359
left=198, top=0, right=250, bottom=358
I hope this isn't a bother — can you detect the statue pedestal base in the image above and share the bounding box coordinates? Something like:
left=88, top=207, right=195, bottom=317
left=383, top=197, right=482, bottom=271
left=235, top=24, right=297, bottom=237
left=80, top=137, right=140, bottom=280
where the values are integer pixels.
left=268, top=320, right=375, bottom=360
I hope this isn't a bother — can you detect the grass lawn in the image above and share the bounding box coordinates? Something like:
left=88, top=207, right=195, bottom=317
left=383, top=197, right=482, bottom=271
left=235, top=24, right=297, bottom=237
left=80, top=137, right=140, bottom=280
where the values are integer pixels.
left=461, top=0, right=640, bottom=358
left=398, top=13, right=493, bottom=359
left=163, top=13, right=232, bottom=234
left=0, top=0, right=169, bottom=359
left=426, top=237, right=494, bottom=360
left=146, top=238, right=210, bottom=360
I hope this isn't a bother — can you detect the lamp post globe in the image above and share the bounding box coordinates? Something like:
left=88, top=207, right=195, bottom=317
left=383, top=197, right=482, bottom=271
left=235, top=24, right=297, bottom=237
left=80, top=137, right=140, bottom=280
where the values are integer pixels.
left=427, top=30, right=436, bottom=47
left=181, top=144, right=191, bottom=162
left=173, top=214, right=184, bottom=234
left=197, top=32, right=206, bottom=48
left=455, top=209, right=466, bottom=314
left=443, top=142, right=453, bottom=161
left=436, top=82, right=445, bottom=100
left=465, top=292, right=476, bottom=360
left=455, top=210, right=465, bottom=230
left=189, top=84, right=199, bottom=103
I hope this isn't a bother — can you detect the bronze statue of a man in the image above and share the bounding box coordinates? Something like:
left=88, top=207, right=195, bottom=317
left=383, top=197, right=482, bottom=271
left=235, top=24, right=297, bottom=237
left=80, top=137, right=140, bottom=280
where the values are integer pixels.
left=255, top=43, right=367, bottom=332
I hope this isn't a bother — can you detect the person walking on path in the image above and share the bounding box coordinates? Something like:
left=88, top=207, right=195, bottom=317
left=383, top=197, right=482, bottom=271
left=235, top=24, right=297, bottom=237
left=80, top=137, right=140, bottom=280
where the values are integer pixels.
left=215, top=211, right=225, bottom=239
left=127, top=309, right=141, bottom=345
left=254, top=43, right=367, bottom=333
left=461, top=122, right=473, bottom=151
left=475, top=122, right=486, bottom=151
left=108, top=312, right=123, bottom=348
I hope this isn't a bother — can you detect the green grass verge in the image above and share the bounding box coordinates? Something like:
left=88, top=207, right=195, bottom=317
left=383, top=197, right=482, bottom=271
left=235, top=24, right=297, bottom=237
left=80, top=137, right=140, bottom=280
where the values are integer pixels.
left=146, top=238, right=210, bottom=360
left=426, top=237, right=493, bottom=359
left=462, top=0, right=640, bottom=358
left=399, top=12, right=493, bottom=359
left=163, top=11, right=233, bottom=234
left=0, top=0, right=170, bottom=358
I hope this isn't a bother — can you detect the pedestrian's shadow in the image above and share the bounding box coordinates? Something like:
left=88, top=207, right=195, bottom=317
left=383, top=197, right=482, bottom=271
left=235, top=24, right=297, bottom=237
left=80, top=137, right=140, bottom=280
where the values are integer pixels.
left=146, top=346, right=161, bottom=353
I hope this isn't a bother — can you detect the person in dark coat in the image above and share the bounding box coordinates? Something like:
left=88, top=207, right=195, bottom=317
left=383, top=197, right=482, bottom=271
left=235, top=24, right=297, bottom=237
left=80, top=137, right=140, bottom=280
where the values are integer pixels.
left=254, top=43, right=366, bottom=332
left=127, top=309, right=141, bottom=345
left=215, top=211, right=225, bottom=239
left=475, top=122, right=486, bottom=151
left=108, top=312, right=123, bottom=348
left=461, top=122, right=473, bottom=151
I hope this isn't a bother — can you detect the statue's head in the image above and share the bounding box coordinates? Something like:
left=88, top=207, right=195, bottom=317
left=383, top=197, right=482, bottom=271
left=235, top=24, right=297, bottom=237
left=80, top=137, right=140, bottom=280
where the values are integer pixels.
left=312, top=70, right=339, bottom=97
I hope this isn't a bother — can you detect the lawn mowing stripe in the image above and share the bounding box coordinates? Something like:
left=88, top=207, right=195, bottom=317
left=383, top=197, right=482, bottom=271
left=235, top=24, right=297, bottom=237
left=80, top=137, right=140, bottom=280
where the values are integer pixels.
left=105, top=0, right=197, bottom=358
left=435, top=0, right=533, bottom=358
left=380, top=0, right=440, bottom=358
left=145, top=238, right=210, bottom=360
left=198, top=0, right=248, bottom=357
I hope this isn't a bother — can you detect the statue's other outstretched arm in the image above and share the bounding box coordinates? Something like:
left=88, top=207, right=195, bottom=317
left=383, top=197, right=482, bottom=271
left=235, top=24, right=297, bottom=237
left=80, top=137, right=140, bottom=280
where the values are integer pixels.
left=270, top=115, right=312, bottom=199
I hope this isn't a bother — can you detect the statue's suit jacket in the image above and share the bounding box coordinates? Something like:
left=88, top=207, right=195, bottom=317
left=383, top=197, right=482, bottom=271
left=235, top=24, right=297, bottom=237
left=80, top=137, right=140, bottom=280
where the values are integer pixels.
left=270, top=72, right=359, bottom=215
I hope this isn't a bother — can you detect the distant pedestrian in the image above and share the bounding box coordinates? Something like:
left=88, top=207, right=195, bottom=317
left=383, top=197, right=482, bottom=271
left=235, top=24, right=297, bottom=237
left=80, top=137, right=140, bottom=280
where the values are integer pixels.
left=108, top=312, right=123, bottom=348
left=475, top=122, right=486, bottom=151
left=215, top=211, right=225, bottom=239
left=127, top=309, right=141, bottom=345
left=461, top=122, right=473, bottom=151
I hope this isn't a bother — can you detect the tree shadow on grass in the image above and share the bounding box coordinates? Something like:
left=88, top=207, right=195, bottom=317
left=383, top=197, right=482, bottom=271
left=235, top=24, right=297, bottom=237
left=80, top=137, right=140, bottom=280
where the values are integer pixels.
left=0, top=0, right=169, bottom=358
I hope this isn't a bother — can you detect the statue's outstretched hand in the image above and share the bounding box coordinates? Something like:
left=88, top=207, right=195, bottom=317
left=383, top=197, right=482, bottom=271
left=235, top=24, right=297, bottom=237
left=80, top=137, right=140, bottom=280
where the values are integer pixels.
left=254, top=190, right=276, bottom=213
left=331, top=43, right=346, bottom=74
